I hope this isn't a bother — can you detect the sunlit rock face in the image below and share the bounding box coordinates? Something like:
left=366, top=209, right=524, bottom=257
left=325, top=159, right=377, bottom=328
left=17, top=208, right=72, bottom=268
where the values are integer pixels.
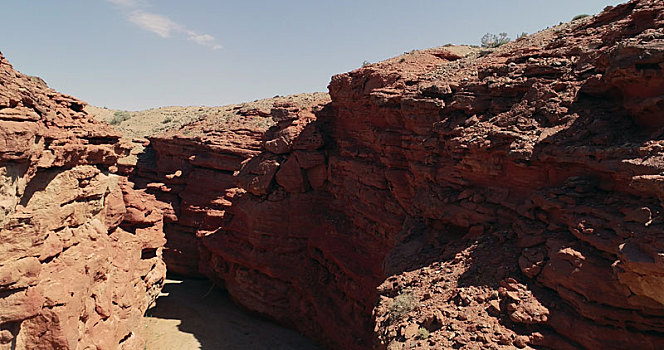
left=0, top=52, right=166, bottom=350
left=338, top=1, right=664, bottom=348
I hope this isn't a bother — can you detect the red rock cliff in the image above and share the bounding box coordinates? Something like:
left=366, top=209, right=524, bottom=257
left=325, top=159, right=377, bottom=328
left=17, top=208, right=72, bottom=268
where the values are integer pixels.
left=0, top=53, right=166, bottom=349
left=331, top=1, right=664, bottom=348
left=131, top=94, right=373, bottom=348
left=130, top=1, right=664, bottom=349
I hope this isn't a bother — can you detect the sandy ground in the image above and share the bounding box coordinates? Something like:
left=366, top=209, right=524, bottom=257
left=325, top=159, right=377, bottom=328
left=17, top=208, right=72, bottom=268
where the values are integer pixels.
left=142, top=279, right=322, bottom=350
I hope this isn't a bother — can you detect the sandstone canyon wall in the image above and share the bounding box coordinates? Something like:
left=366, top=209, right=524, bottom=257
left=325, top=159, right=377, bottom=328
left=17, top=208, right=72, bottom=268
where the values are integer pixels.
left=136, top=1, right=664, bottom=349
left=338, top=1, right=664, bottom=347
left=2, top=0, right=662, bottom=349
left=0, top=54, right=166, bottom=349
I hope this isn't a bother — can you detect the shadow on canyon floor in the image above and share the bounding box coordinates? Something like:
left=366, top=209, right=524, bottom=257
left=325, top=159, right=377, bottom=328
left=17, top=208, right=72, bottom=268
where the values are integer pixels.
left=143, top=278, right=323, bottom=350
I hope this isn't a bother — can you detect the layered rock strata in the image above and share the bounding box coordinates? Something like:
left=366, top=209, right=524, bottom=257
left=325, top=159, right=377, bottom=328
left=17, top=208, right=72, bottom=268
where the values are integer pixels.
left=350, top=1, right=664, bottom=348
left=138, top=93, right=386, bottom=348
left=140, top=1, right=664, bottom=349
left=0, top=53, right=166, bottom=349
left=130, top=93, right=330, bottom=279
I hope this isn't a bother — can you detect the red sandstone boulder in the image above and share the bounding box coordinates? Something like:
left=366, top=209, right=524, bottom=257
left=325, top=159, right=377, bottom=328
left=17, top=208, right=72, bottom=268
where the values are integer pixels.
left=275, top=155, right=305, bottom=193
left=236, top=155, right=280, bottom=196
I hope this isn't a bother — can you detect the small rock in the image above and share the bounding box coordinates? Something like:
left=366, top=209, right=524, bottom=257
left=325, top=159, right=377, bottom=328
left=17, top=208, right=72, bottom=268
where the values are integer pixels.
left=514, top=335, right=529, bottom=348
left=505, top=290, right=521, bottom=301
left=433, top=309, right=445, bottom=324
left=487, top=299, right=501, bottom=315
left=624, top=207, right=652, bottom=225
left=464, top=115, right=479, bottom=126
left=404, top=323, right=420, bottom=339
left=497, top=335, right=511, bottom=345
left=0, top=330, right=14, bottom=343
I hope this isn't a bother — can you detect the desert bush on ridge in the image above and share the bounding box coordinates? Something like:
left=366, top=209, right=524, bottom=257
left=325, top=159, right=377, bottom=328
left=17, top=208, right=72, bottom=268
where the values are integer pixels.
left=481, top=32, right=511, bottom=48
left=110, top=111, right=131, bottom=125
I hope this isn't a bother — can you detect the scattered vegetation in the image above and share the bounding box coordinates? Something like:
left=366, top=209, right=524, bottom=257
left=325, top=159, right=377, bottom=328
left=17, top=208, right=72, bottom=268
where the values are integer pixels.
left=417, top=327, right=430, bottom=340
left=517, top=32, right=528, bottom=39
left=389, top=290, right=417, bottom=319
left=481, top=32, right=511, bottom=48
left=109, top=111, right=131, bottom=125
left=254, top=117, right=274, bottom=129
left=572, top=14, right=591, bottom=21
left=161, top=116, right=172, bottom=124
left=362, top=60, right=371, bottom=67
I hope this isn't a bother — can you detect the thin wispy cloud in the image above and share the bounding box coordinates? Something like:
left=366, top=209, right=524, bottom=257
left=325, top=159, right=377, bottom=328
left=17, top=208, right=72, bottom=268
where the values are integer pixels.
left=128, top=11, right=178, bottom=38
left=107, top=0, right=221, bottom=50
left=187, top=33, right=220, bottom=48
left=107, top=0, right=138, bottom=7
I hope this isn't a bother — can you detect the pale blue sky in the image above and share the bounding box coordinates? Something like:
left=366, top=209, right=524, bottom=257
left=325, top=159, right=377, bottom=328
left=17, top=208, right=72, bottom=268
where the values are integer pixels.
left=1, top=0, right=623, bottom=110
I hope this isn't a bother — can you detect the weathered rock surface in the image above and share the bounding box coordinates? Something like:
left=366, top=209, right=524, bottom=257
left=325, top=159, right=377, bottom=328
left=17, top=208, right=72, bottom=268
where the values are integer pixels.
left=122, top=93, right=324, bottom=278
left=135, top=94, right=379, bottom=348
left=102, top=1, right=664, bottom=349
left=0, top=53, right=166, bottom=349
left=355, top=1, right=664, bottom=348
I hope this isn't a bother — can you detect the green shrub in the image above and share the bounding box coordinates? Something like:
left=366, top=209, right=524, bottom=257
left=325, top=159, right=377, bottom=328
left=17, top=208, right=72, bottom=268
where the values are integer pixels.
left=109, top=111, right=131, bottom=125
left=481, top=32, right=511, bottom=48
left=417, top=327, right=430, bottom=340
left=389, top=291, right=417, bottom=319
left=162, top=116, right=173, bottom=124
left=517, top=32, right=528, bottom=39
left=572, top=14, right=590, bottom=21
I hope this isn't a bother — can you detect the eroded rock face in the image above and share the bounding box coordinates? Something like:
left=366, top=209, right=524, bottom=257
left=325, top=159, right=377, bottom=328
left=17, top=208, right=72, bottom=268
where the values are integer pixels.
left=346, top=1, right=664, bottom=348
left=138, top=94, right=379, bottom=348
left=123, top=1, right=664, bottom=349
left=131, top=95, right=329, bottom=276
left=0, top=53, right=166, bottom=349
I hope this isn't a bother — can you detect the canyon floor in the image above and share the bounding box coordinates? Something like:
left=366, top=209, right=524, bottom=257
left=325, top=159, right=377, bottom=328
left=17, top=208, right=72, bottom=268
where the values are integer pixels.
left=142, top=278, right=321, bottom=350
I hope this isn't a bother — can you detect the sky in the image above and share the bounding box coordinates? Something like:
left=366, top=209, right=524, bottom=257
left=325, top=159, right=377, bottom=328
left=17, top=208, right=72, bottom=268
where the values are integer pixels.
left=1, top=0, right=624, bottom=111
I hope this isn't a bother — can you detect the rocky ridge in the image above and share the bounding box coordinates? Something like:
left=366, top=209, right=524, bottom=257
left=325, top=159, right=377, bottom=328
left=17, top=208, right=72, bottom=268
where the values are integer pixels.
left=0, top=53, right=166, bottom=349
